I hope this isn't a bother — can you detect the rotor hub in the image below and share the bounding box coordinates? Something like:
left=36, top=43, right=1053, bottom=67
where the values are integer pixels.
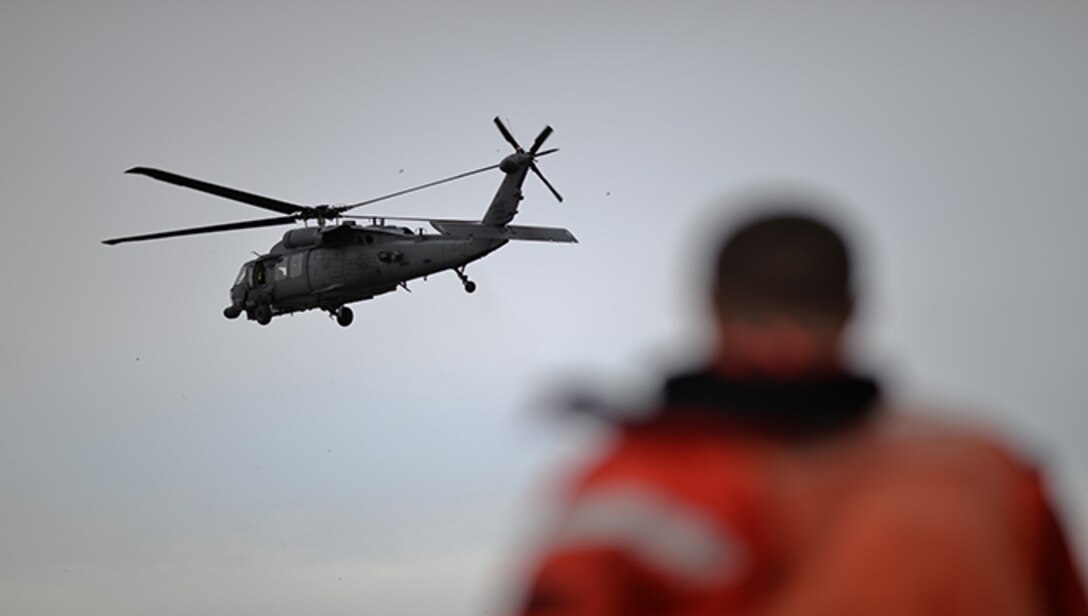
left=500, top=154, right=527, bottom=173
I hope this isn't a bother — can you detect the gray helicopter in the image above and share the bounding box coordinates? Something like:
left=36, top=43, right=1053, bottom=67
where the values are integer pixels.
left=103, top=117, right=575, bottom=327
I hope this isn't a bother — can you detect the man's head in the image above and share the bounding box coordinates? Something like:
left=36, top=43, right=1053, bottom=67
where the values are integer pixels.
left=710, top=205, right=855, bottom=379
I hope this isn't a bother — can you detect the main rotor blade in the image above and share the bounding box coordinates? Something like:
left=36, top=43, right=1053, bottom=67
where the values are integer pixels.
left=493, top=116, right=521, bottom=151
left=530, top=162, right=563, bottom=203
left=528, top=125, right=553, bottom=156
left=126, top=167, right=304, bottom=216
left=103, top=215, right=297, bottom=245
left=338, top=162, right=501, bottom=213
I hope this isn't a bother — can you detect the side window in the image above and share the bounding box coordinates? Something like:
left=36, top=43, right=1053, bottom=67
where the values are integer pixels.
left=289, top=253, right=304, bottom=278
left=274, top=257, right=289, bottom=281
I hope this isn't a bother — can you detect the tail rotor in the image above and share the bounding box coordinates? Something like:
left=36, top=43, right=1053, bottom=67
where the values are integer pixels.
left=493, top=116, right=563, bottom=203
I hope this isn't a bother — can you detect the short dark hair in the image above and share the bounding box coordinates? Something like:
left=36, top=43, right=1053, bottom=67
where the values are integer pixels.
left=713, top=212, right=852, bottom=321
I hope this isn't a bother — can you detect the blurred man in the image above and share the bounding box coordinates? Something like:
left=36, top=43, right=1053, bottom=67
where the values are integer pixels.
left=514, top=201, right=1087, bottom=615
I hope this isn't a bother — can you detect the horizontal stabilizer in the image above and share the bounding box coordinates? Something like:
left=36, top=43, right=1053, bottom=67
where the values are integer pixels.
left=431, top=222, right=577, bottom=243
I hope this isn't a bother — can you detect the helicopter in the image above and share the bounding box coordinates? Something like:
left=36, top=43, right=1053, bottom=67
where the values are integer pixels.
left=104, top=117, right=575, bottom=327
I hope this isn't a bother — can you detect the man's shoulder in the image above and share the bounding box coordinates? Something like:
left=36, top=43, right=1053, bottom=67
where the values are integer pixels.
left=873, top=406, right=1031, bottom=460
left=858, top=406, right=1044, bottom=500
left=579, top=416, right=769, bottom=483
left=564, top=412, right=778, bottom=535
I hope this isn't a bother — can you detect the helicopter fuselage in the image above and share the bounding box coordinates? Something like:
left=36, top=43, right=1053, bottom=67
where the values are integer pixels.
left=229, top=222, right=506, bottom=321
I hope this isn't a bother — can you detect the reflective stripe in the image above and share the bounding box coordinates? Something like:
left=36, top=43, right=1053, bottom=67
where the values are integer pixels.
left=551, top=483, right=744, bottom=584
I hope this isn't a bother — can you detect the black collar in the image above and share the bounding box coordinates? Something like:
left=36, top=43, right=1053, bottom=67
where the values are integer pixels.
left=657, top=368, right=881, bottom=436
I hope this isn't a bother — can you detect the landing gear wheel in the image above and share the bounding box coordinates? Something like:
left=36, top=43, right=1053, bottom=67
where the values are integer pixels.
left=336, top=306, right=354, bottom=327
left=255, top=304, right=272, bottom=326
left=454, top=266, right=476, bottom=294
left=223, top=305, right=242, bottom=320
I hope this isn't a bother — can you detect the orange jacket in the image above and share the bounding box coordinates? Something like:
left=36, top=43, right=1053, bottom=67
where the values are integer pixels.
left=516, top=371, right=1087, bottom=616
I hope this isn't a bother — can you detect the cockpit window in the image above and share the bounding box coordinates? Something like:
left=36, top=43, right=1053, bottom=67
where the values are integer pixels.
left=234, top=265, right=250, bottom=286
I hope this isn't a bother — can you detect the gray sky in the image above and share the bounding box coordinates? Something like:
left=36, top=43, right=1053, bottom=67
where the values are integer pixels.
left=2, top=2, right=1086, bottom=614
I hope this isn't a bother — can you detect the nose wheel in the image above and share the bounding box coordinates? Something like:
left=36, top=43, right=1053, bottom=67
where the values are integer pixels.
left=250, top=304, right=272, bottom=326
left=454, top=267, right=477, bottom=294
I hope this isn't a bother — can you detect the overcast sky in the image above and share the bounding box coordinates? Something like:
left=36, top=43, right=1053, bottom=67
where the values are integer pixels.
left=2, top=2, right=1086, bottom=614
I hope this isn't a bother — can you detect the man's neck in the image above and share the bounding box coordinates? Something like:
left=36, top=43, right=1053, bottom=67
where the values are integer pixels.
left=713, top=318, right=846, bottom=381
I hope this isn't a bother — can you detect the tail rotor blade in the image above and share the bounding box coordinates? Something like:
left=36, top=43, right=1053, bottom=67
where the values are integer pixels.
left=528, top=125, right=553, bottom=156
left=530, top=162, right=563, bottom=203
left=493, top=116, right=521, bottom=151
